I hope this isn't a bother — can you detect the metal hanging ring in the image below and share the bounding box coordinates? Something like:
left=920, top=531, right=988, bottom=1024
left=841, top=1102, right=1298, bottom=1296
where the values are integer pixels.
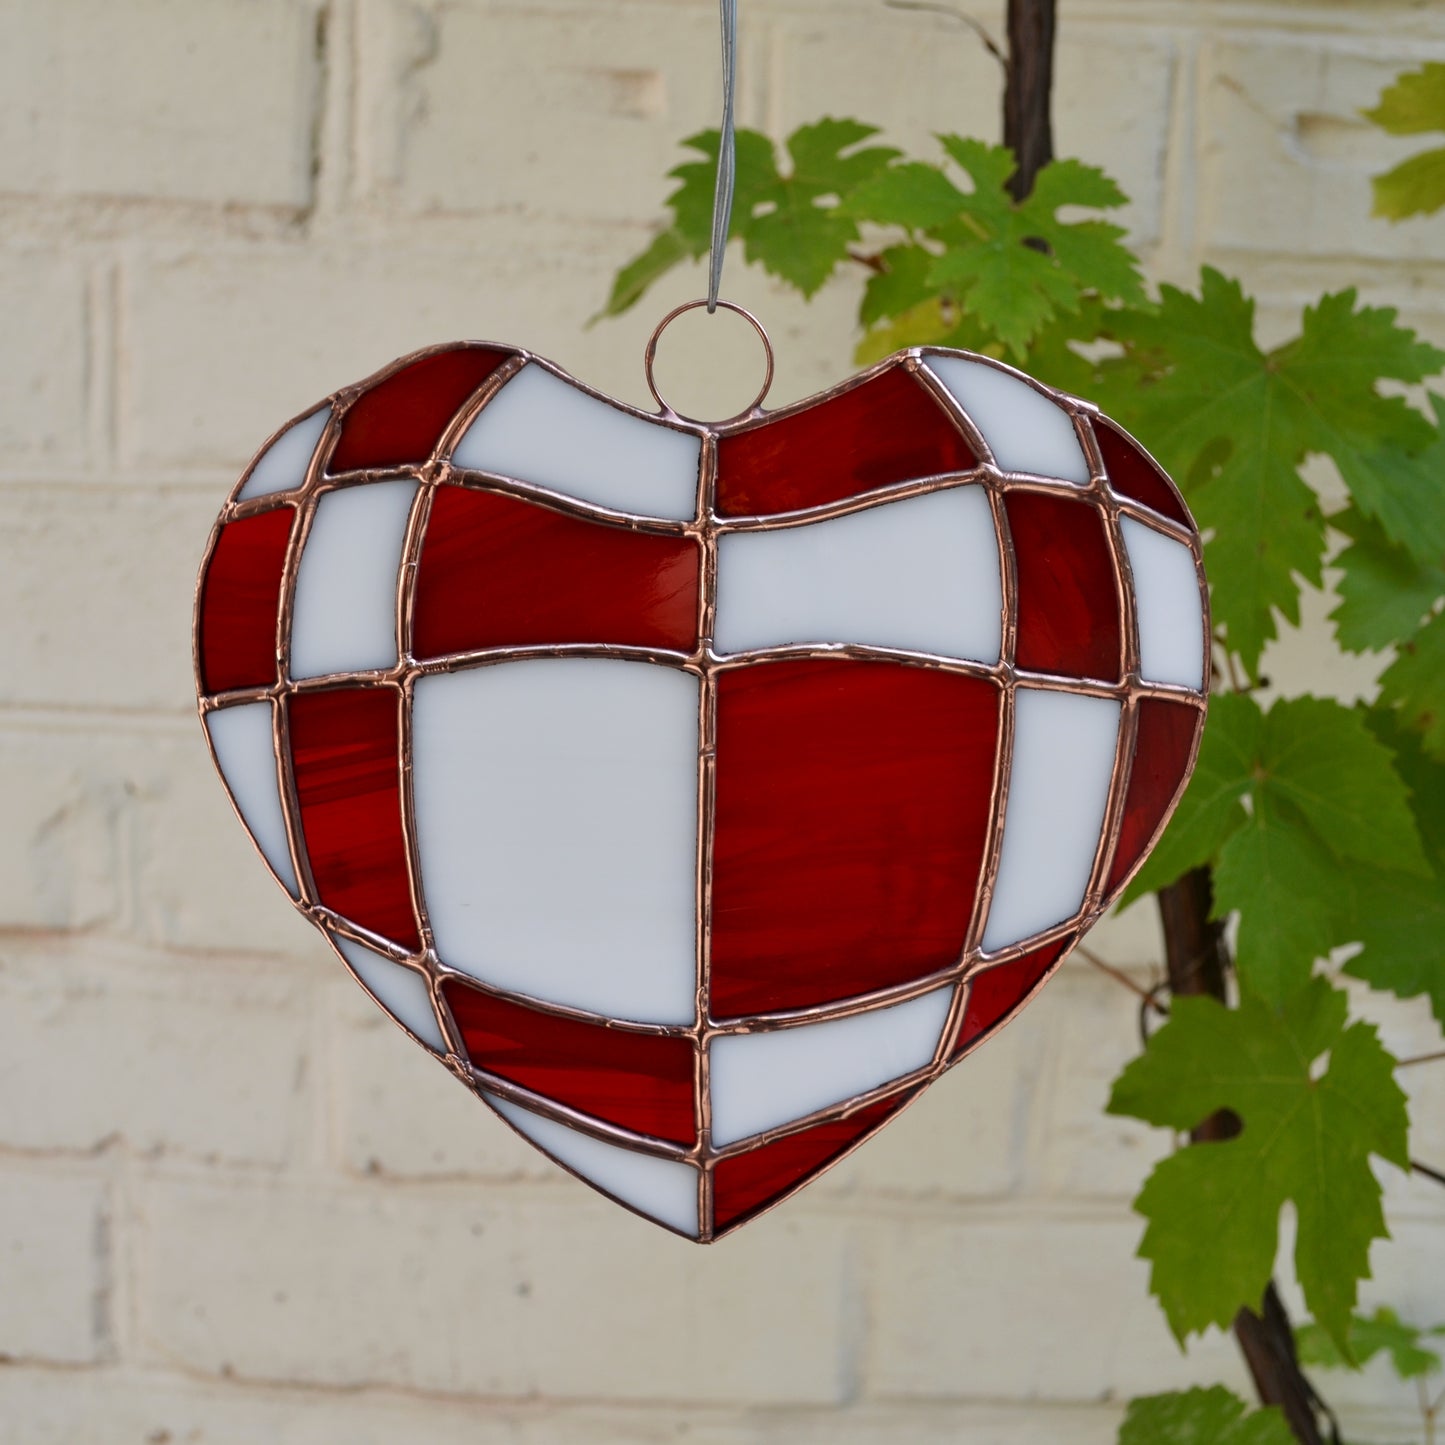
left=643, top=298, right=775, bottom=424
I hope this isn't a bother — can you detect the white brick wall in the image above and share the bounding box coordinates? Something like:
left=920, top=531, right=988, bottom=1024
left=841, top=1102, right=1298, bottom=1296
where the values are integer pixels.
left=2, top=1, right=1443, bottom=1440
left=0, top=0, right=322, bottom=208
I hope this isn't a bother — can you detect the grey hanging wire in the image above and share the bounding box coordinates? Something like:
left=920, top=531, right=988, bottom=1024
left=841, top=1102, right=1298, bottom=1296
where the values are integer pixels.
left=707, top=0, right=738, bottom=312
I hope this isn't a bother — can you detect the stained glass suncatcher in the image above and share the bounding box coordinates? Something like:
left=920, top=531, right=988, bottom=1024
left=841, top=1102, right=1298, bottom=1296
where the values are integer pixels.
left=194, top=339, right=1208, bottom=1240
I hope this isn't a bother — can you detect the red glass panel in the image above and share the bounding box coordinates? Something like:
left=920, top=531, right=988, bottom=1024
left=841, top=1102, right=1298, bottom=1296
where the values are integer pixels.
left=710, top=659, right=1001, bottom=1018
left=442, top=978, right=696, bottom=1145
left=712, top=1091, right=913, bottom=1233
left=953, top=941, right=1069, bottom=1055
left=413, top=485, right=701, bottom=659
left=716, top=366, right=977, bottom=517
left=330, top=347, right=514, bottom=473
left=288, top=686, right=420, bottom=950
left=1094, top=418, right=1191, bottom=529
left=198, top=506, right=295, bottom=694
left=1107, top=698, right=1203, bottom=894
left=1005, top=489, right=1122, bottom=681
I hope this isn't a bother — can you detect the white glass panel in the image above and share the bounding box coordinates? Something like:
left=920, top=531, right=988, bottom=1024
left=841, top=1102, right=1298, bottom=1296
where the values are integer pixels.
left=708, top=986, right=953, bottom=1148
left=451, top=363, right=701, bottom=522
left=413, top=659, right=699, bottom=1025
left=1121, top=517, right=1206, bottom=689
left=290, top=480, right=417, bottom=679
left=714, top=485, right=1001, bottom=661
left=237, top=406, right=331, bottom=501
left=486, top=1092, right=699, bottom=1236
left=981, top=689, right=1121, bottom=950
left=205, top=701, right=298, bottom=897
left=332, top=934, right=447, bottom=1053
left=924, top=356, right=1089, bottom=484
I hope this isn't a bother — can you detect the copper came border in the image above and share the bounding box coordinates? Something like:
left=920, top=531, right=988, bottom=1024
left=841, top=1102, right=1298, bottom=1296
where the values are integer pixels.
left=193, top=330, right=1210, bottom=1242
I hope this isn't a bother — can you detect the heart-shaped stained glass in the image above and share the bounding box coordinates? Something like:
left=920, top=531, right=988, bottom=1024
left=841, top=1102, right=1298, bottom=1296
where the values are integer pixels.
left=195, top=340, right=1207, bottom=1239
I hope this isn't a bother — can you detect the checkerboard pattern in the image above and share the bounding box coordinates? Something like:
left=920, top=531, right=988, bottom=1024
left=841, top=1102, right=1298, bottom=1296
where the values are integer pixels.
left=196, top=341, right=1207, bottom=1239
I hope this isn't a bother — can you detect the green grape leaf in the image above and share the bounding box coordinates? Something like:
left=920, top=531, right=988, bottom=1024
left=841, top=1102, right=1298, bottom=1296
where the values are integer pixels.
left=1297, top=1307, right=1445, bottom=1379
left=1358, top=61, right=1445, bottom=216
left=661, top=137, right=728, bottom=243
left=1034, top=216, right=1144, bottom=309
left=1108, top=979, right=1410, bottom=1353
left=1111, top=271, right=1444, bottom=674
left=913, top=137, right=1142, bottom=358
left=667, top=127, right=781, bottom=238
left=1019, top=300, right=1119, bottom=398
left=1198, top=451, right=1325, bottom=679
left=1206, top=695, right=1428, bottom=1001
left=1379, top=607, right=1445, bottom=761
left=937, top=133, right=1017, bottom=196
left=1026, top=159, right=1144, bottom=304
left=1282, top=288, right=1445, bottom=398
left=1278, top=299, right=1445, bottom=560
left=1365, top=62, right=1445, bottom=136
left=1108, top=271, right=1321, bottom=673
left=1364, top=707, right=1445, bottom=865
left=1119, top=1387, right=1294, bottom=1445
left=1342, top=711, right=1445, bottom=1028
left=595, top=127, right=779, bottom=318
left=1373, top=147, right=1445, bottom=221
left=783, top=117, right=900, bottom=196
left=927, top=232, right=1077, bottom=357
left=845, top=162, right=968, bottom=229
left=858, top=244, right=938, bottom=327
left=1330, top=506, right=1445, bottom=654
left=601, top=125, right=1142, bottom=352
left=744, top=206, right=862, bottom=296
left=1121, top=694, right=1429, bottom=1003
left=1120, top=692, right=1260, bottom=906
left=1365, top=64, right=1445, bottom=219
left=1215, top=794, right=1346, bottom=1004
left=1364, top=390, right=1445, bottom=565
left=1115, top=693, right=1421, bottom=953
left=1343, top=863, right=1445, bottom=1029
left=743, top=119, right=900, bottom=297
left=592, top=228, right=693, bottom=324
left=1028, top=154, right=1131, bottom=212
left=854, top=298, right=955, bottom=365
left=1260, top=697, right=1428, bottom=873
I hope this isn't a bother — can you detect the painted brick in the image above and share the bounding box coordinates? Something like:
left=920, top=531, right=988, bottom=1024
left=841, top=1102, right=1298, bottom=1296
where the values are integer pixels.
left=126, top=723, right=321, bottom=957
left=0, top=938, right=308, bottom=1166
left=120, top=235, right=865, bottom=475
left=863, top=1204, right=1247, bottom=1401
left=0, top=0, right=321, bottom=207
left=1088, top=901, right=1167, bottom=970
left=1200, top=39, right=1445, bottom=261
left=356, top=1, right=729, bottom=225
left=0, top=724, right=121, bottom=932
left=0, top=253, right=89, bottom=465
left=137, top=1176, right=851, bottom=1403
left=0, top=1167, right=110, bottom=1364
left=0, top=1391, right=1399, bottom=1445
left=0, top=716, right=309, bottom=953
left=826, top=1002, right=1027, bottom=1199
left=0, top=1368, right=1135, bottom=1445
left=1024, top=959, right=1172, bottom=1200
left=122, top=237, right=630, bottom=471
left=0, top=485, right=213, bottom=713
left=327, top=968, right=553, bottom=1180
